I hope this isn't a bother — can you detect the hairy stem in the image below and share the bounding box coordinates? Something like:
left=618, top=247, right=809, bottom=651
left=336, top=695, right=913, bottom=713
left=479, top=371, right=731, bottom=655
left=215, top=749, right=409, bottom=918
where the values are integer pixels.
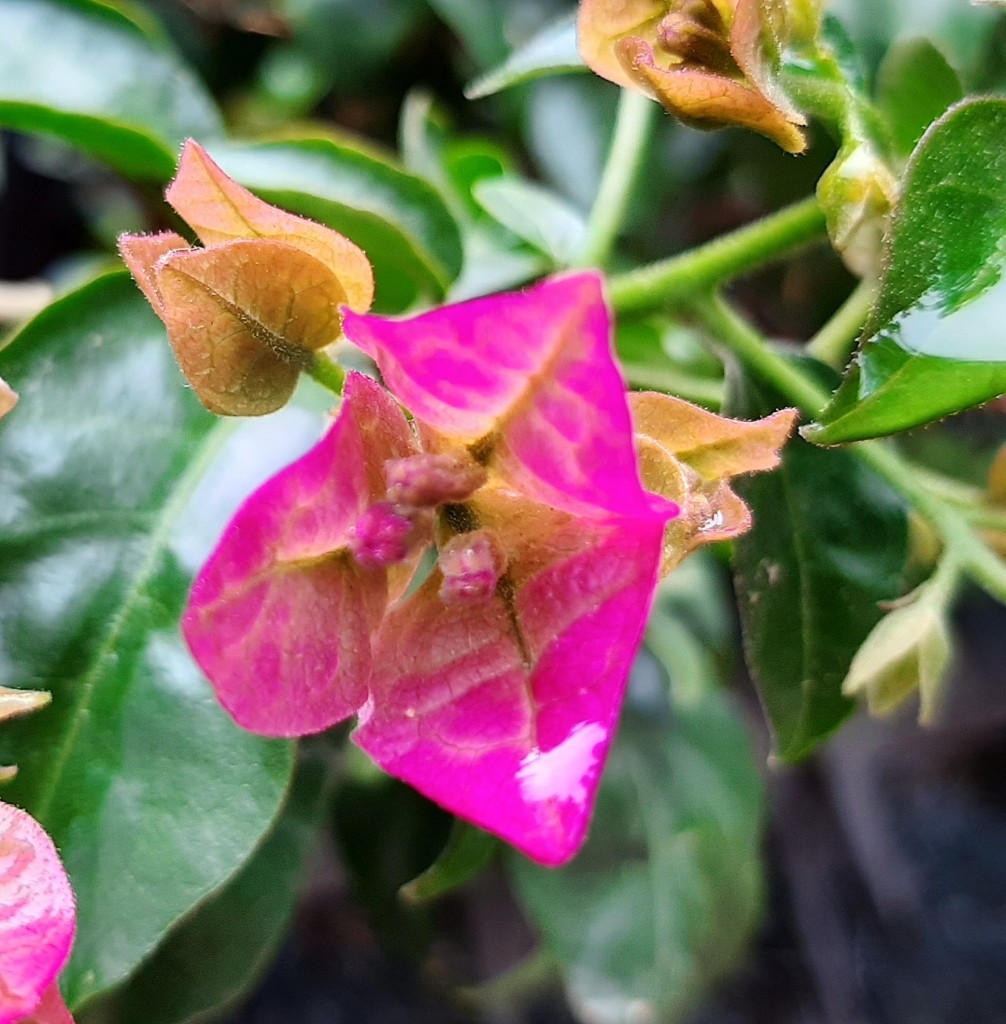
left=688, top=292, right=1006, bottom=606
left=609, top=196, right=827, bottom=316
left=578, top=89, right=658, bottom=269
left=806, top=278, right=876, bottom=368
left=306, top=351, right=346, bottom=396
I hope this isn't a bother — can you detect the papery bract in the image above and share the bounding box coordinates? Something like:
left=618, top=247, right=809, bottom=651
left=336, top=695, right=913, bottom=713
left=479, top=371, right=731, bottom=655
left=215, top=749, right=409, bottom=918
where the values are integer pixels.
left=339, top=273, right=677, bottom=863
left=630, top=392, right=796, bottom=572
left=578, top=0, right=807, bottom=152
left=119, top=140, right=373, bottom=416
left=0, top=803, right=75, bottom=1024
left=343, top=273, right=664, bottom=520
left=182, top=372, right=419, bottom=736
left=18, top=984, right=75, bottom=1024
left=356, top=490, right=666, bottom=865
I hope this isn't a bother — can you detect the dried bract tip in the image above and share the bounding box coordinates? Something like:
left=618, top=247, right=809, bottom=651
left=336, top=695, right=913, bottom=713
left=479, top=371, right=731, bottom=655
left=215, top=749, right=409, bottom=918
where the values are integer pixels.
left=0, top=687, right=50, bottom=724
left=437, top=530, right=508, bottom=605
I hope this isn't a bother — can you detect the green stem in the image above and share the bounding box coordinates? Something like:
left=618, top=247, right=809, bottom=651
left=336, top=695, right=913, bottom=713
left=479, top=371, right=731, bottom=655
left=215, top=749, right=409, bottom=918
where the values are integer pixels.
left=578, top=90, right=658, bottom=269
left=609, top=196, right=827, bottom=316
left=806, top=277, right=875, bottom=368
left=306, top=352, right=346, bottom=396
left=687, top=293, right=1006, bottom=606
left=687, top=293, right=829, bottom=415
left=855, top=443, right=1006, bottom=606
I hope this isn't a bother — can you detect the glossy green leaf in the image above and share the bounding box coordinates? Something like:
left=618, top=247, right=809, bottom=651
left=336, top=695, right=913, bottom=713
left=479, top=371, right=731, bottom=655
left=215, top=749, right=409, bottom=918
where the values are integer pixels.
left=0, top=0, right=223, bottom=181
left=0, top=273, right=300, bottom=1008
left=513, top=577, right=765, bottom=1024
left=426, top=0, right=573, bottom=78
left=472, top=175, right=587, bottom=268
left=465, top=12, right=584, bottom=100
left=83, top=750, right=329, bottom=1024
left=208, top=138, right=464, bottom=312
left=730, top=366, right=908, bottom=761
left=807, top=99, right=1006, bottom=444
left=876, top=38, right=962, bottom=157
left=397, top=92, right=546, bottom=300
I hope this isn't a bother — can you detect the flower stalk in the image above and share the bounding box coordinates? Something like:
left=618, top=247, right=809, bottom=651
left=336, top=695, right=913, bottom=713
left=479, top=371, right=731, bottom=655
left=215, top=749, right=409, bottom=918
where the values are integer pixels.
left=578, top=89, right=659, bottom=270
left=609, top=196, right=827, bottom=315
left=683, top=291, right=1006, bottom=607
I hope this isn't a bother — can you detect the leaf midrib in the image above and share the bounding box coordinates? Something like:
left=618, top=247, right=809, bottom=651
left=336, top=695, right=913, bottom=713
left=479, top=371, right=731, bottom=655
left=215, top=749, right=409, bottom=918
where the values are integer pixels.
left=31, top=417, right=236, bottom=825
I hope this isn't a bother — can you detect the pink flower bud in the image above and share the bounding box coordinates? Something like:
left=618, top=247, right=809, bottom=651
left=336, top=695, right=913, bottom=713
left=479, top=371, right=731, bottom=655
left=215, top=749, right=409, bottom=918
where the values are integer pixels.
left=438, top=530, right=507, bottom=605
left=385, top=453, right=487, bottom=509
left=349, top=502, right=428, bottom=568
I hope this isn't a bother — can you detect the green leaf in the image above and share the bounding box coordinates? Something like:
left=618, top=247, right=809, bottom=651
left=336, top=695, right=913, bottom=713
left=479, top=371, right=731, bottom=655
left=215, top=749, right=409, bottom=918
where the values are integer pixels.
left=472, top=175, right=587, bottom=268
left=512, top=575, right=765, bottom=1024
left=209, top=138, right=464, bottom=312
left=807, top=99, right=1006, bottom=444
left=465, top=12, right=585, bottom=100
left=277, top=0, right=427, bottom=89
left=399, top=819, right=497, bottom=905
left=525, top=76, right=618, bottom=212
left=876, top=38, right=962, bottom=157
left=616, top=318, right=724, bottom=409
left=83, top=749, right=329, bottom=1024
left=0, top=273, right=300, bottom=1008
left=0, top=0, right=223, bottom=181
left=397, top=92, right=546, bottom=301
left=730, top=365, right=908, bottom=761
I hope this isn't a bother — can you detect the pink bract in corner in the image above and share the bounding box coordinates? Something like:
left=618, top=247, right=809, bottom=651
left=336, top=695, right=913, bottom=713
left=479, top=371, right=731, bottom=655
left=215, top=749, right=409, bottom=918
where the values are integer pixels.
left=0, top=803, right=76, bottom=1024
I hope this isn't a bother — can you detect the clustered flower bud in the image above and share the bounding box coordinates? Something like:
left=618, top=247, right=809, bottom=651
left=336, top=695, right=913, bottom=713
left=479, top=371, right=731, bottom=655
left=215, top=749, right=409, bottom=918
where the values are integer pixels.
left=385, top=453, right=487, bottom=508
left=348, top=501, right=430, bottom=568
left=438, top=530, right=508, bottom=605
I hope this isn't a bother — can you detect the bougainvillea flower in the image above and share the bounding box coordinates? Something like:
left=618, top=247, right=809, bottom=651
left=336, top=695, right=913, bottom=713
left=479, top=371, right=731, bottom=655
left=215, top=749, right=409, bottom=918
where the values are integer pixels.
left=119, top=140, right=373, bottom=416
left=182, top=371, right=421, bottom=736
left=0, top=802, right=75, bottom=1024
left=184, top=271, right=792, bottom=864
left=630, top=392, right=797, bottom=572
left=578, top=0, right=807, bottom=153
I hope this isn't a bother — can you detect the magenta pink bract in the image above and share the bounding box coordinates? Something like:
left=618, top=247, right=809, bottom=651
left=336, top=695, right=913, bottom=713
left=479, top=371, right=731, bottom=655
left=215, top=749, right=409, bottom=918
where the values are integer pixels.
left=0, top=802, right=75, bottom=1024
left=185, top=272, right=677, bottom=864
left=182, top=372, right=418, bottom=736
left=343, top=274, right=665, bottom=520
left=356, top=498, right=666, bottom=864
